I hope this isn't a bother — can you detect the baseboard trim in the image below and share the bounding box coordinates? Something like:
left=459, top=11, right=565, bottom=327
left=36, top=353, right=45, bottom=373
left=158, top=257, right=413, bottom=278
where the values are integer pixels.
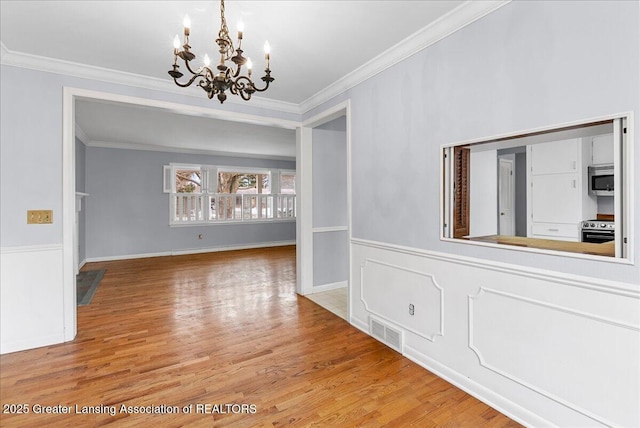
left=350, top=317, right=369, bottom=335
left=311, top=281, right=347, bottom=293
left=85, top=241, right=295, bottom=263
left=0, top=333, right=65, bottom=355
left=403, top=345, right=552, bottom=428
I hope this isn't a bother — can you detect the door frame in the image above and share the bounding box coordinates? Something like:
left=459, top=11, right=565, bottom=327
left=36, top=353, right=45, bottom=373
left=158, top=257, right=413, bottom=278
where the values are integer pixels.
left=62, top=87, right=299, bottom=342
left=296, top=100, right=352, bottom=301
left=498, top=155, right=516, bottom=235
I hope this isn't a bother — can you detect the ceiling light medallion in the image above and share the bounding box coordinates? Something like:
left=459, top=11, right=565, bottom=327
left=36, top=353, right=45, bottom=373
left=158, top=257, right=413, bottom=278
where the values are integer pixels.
left=168, top=0, right=273, bottom=104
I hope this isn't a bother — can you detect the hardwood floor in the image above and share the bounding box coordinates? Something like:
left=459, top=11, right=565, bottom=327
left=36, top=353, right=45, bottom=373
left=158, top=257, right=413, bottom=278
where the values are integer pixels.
left=0, top=246, right=521, bottom=427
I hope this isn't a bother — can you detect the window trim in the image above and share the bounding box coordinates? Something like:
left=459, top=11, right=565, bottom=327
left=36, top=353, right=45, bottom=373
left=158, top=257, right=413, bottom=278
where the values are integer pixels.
left=165, top=163, right=297, bottom=226
left=440, top=112, right=634, bottom=265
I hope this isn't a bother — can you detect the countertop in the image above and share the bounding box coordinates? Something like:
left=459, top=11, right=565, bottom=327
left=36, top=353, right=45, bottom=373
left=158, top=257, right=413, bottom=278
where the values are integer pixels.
left=470, top=235, right=615, bottom=257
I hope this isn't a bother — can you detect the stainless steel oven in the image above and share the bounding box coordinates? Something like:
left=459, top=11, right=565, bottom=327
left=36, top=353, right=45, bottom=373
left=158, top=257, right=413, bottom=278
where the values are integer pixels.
left=581, top=220, right=615, bottom=243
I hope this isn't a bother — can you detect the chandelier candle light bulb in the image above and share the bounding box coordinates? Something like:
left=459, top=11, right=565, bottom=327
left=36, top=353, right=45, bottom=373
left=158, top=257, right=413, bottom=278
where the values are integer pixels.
left=172, top=35, right=180, bottom=64
left=237, top=21, right=244, bottom=39
left=264, top=41, right=270, bottom=68
left=167, top=0, right=274, bottom=104
left=183, top=14, right=191, bottom=35
left=182, top=14, right=191, bottom=47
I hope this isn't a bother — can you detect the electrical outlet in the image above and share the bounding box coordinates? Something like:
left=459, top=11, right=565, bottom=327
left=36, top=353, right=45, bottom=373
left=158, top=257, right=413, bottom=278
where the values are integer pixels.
left=27, top=210, right=53, bottom=224
left=409, top=303, right=415, bottom=316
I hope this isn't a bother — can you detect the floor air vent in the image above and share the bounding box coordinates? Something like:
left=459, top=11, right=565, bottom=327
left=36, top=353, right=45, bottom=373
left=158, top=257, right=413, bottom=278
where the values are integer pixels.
left=369, top=317, right=403, bottom=352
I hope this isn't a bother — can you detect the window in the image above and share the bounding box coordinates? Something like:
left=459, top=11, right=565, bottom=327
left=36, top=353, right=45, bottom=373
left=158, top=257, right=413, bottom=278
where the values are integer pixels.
left=218, top=171, right=270, bottom=194
left=280, top=171, right=296, bottom=194
left=442, top=114, right=632, bottom=261
left=175, top=167, right=202, bottom=193
left=164, top=164, right=296, bottom=225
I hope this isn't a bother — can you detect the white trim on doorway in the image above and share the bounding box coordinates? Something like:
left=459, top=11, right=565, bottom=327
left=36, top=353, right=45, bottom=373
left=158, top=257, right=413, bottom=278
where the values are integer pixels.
left=61, top=86, right=302, bottom=345
left=296, top=100, right=352, bottom=323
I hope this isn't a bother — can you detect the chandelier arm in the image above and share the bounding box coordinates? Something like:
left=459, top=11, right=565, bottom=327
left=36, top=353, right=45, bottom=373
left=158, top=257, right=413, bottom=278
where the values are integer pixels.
left=231, top=77, right=254, bottom=100
left=232, top=64, right=243, bottom=79
left=251, top=72, right=274, bottom=93
left=172, top=72, right=205, bottom=88
left=201, top=66, right=215, bottom=82
left=182, top=58, right=205, bottom=77
left=198, top=80, right=216, bottom=99
left=238, top=90, right=252, bottom=101
left=229, top=79, right=251, bottom=100
left=233, top=76, right=253, bottom=90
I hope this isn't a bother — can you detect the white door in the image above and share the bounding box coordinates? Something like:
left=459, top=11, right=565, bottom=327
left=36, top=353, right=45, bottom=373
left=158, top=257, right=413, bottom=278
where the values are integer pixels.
left=498, top=158, right=515, bottom=235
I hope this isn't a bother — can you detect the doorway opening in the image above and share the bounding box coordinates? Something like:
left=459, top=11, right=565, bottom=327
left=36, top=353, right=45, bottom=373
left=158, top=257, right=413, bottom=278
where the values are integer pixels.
left=297, top=101, right=351, bottom=321
left=63, top=87, right=299, bottom=341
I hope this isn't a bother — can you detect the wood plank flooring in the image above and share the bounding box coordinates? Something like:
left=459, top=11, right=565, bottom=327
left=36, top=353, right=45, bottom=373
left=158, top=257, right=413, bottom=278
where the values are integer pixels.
left=0, top=246, right=521, bottom=427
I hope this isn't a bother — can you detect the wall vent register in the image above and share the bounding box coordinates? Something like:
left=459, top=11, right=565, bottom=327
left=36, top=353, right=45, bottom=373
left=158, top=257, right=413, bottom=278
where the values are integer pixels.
left=370, top=317, right=403, bottom=352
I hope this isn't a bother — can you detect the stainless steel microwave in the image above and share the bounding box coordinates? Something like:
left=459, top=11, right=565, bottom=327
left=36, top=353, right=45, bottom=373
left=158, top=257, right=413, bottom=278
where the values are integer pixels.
left=588, top=165, right=614, bottom=196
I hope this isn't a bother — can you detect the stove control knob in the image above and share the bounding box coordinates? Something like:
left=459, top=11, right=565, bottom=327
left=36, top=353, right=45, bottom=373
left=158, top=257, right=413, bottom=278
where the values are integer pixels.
left=590, top=223, right=596, bottom=228
left=600, top=223, right=606, bottom=228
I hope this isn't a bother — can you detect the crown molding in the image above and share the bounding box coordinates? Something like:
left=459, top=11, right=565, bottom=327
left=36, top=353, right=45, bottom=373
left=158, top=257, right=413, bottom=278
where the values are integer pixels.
left=84, top=139, right=295, bottom=161
left=1, top=1, right=509, bottom=116
left=299, top=0, right=511, bottom=113
left=0, top=41, right=300, bottom=115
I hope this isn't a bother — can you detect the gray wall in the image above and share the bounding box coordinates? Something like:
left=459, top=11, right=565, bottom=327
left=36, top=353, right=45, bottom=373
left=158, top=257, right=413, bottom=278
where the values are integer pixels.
left=311, top=116, right=348, bottom=287
left=598, top=196, right=614, bottom=215
left=0, top=63, right=299, bottom=249
left=312, top=117, right=348, bottom=228
left=84, top=146, right=296, bottom=259
left=305, top=0, right=639, bottom=284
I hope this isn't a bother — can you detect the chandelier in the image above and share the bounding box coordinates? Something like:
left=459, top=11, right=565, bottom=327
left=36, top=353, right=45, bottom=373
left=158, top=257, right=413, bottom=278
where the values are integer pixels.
left=168, top=0, right=273, bottom=104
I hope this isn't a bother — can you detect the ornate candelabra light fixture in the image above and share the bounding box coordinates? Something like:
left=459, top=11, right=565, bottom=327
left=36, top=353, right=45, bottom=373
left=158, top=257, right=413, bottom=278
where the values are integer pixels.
left=168, top=0, right=273, bottom=104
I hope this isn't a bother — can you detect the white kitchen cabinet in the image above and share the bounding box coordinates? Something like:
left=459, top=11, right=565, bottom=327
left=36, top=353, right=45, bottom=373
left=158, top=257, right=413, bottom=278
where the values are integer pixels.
left=530, top=174, right=580, bottom=224
left=530, top=138, right=579, bottom=175
left=527, top=138, right=597, bottom=241
left=591, top=133, right=614, bottom=165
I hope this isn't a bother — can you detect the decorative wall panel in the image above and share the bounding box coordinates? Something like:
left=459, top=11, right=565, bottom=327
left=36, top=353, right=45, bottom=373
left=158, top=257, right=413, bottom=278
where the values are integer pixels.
left=469, top=287, right=639, bottom=427
left=360, top=259, right=444, bottom=342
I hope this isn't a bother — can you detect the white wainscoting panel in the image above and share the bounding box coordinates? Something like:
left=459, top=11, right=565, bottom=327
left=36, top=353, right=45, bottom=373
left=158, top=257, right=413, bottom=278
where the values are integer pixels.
left=1, top=245, right=66, bottom=354
left=351, top=238, right=640, bottom=428
left=360, top=259, right=443, bottom=341
left=469, top=287, right=639, bottom=427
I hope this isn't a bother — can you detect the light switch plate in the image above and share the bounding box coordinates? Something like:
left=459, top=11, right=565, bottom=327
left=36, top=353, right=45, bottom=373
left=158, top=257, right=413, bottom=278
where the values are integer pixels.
left=27, top=210, right=53, bottom=224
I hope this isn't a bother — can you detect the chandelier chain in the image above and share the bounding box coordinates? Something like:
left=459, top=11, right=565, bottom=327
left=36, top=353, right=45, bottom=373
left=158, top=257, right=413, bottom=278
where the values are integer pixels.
left=218, top=0, right=234, bottom=59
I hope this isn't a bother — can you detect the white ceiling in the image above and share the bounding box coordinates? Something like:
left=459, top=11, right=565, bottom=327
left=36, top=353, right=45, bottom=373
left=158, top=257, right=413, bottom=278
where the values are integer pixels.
left=75, top=98, right=297, bottom=160
left=0, top=0, right=491, bottom=159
